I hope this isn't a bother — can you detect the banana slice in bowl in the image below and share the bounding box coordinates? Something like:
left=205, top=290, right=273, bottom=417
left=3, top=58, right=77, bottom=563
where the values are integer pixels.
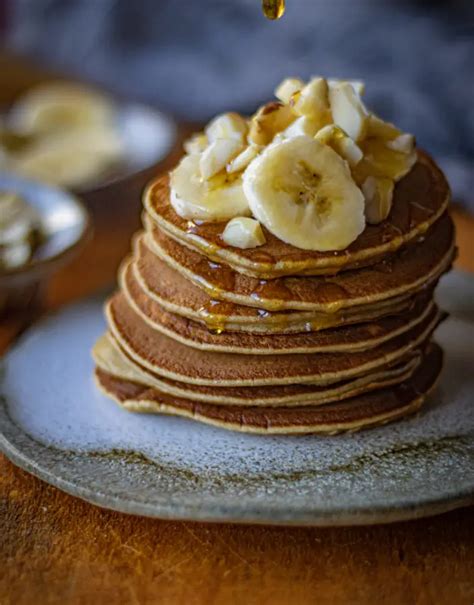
left=243, top=135, right=365, bottom=251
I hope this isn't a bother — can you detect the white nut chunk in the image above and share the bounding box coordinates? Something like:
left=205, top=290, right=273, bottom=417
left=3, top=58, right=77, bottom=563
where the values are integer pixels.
left=328, top=78, right=366, bottom=96
left=282, top=116, right=320, bottom=139
left=329, top=81, right=368, bottom=142
left=386, top=133, right=415, bottom=154
left=362, top=176, right=394, bottom=224
left=205, top=112, right=248, bottom=144
left=248, top=102, right=295, bottom=146
left=227, top=144, right=261, bottom=174
left=183, top=133, right=208, bottom=155
left=274, top=77, right=305, bottom=104
left=199, top=138, right=243, bottom=180
left=290, top=77, right=331, bottom=128
left=222, top=217, right=266, bottom=249
left=315, top=125, right=363, bottom=167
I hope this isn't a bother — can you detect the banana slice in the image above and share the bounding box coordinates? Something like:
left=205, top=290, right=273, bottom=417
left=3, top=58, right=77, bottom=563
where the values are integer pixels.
left=248, top=102, right=295, bottom=146
left=222, top=217, right=266, bottom=249
left=170, top=154, right=250, bottom=222
left=290, top=77, right=331, bottom=128
left=329, top=82, right=368, bottom=142
left=243, top=136, right=365, bottom=251
left=11, top=127, right=123, bottom=188
left=362, top=176, right=394, bottom=224
left=10, top=82, right=115, bottom=135
left=274, top=77, right=305, bottom=104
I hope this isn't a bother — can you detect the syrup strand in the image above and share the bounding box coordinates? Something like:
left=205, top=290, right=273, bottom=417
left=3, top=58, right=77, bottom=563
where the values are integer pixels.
left=262, top=0, right=285, bottom=20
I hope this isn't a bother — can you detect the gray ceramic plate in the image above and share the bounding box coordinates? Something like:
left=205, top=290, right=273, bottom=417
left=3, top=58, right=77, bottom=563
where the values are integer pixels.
left=1, top=271, right=473, bottom=526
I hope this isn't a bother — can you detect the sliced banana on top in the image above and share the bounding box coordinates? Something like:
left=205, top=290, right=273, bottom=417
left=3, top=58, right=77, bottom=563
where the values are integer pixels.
left=170, top=154, right=250, bottom=222
left=243, top=136, right=365, bottom=251
left=9, top=82, right=115, bottom=136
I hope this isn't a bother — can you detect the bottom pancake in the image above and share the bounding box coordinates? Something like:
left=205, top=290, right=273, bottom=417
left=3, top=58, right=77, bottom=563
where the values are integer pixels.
left=95, top=342, right=443, bottom=435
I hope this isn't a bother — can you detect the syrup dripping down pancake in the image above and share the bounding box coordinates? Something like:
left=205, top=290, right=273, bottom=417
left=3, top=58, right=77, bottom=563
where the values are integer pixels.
left=106, top=293, right=443, bottom=387
left=131, top=241, right=424, bottom=334
left=144, top=212, right=455, bottom=313
left=121, top=259, right=437, bottom=355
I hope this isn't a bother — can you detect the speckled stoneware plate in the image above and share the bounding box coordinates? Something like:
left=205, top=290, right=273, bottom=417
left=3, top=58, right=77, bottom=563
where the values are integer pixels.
left=1, top=271, right=473, bottom=526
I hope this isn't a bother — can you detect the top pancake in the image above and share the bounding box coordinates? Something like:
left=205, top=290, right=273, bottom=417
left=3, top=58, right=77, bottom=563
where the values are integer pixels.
left=145, top=151, right=450, bottom=278
left=145, top=212, right=455, bottom=312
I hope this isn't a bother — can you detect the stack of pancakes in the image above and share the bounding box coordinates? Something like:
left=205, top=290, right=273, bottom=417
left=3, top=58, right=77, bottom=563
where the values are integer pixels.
left=94, top=151, right=454, bottom=434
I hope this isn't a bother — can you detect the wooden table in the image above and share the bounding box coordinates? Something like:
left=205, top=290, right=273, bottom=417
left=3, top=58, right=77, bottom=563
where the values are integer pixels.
left=1, top=54, right=474, bottom=605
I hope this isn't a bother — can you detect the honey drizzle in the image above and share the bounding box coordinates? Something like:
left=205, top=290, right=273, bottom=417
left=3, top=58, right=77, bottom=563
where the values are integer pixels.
left=262, top=0, right=285, bottom=19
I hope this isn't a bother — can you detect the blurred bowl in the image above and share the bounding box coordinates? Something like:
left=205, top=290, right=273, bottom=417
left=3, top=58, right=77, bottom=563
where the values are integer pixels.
left=3, top=98, right=178, bottom=219
left=0, top=173, right=91, bottom=318
left=73, top=102, right=177, bottom=193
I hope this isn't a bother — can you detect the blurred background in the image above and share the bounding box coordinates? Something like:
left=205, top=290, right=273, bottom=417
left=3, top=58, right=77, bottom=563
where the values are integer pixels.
left=1, top=0, right=473, bottom=205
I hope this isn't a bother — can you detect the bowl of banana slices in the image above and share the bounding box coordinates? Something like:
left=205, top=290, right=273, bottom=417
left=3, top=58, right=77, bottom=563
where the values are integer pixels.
left=0, top=81, right=177, bottom=214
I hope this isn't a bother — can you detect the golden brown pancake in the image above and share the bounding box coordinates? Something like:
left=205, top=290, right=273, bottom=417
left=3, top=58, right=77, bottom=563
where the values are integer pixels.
left=93, top=332, right=422, bottom=407
left=121, top=260, right=437, bottom=354
left=144, top=212, right=455, bottom=312
left=106, top=293, right=443, bottom=386
left=131, top=242, right=424, bottom=333
left=95, top=342, right=443, bottom=434
left=144, top=151, right=450, bottom=278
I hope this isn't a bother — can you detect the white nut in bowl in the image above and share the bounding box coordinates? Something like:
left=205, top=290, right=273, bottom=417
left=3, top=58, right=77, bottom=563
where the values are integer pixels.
left=222, top=217, right=266, bottom=249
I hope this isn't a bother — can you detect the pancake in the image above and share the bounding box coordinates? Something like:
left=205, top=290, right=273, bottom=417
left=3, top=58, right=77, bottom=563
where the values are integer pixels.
left=144, top=151, right=450, bottom=278
left=145, top=212, right=455, bottom=312
left=106, top=292, right=443, bottom=386
left=93, top=332, right=422, bottom=407
left=95, top=342, right=443, bottom=434
left=122, top=260, right=437, bottom=354
left=132, top=237, right=433, bottom=334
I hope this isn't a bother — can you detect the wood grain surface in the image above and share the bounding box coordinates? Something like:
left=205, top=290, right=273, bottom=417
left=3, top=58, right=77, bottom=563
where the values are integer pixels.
left=0, top=53, right=473, bottom=605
